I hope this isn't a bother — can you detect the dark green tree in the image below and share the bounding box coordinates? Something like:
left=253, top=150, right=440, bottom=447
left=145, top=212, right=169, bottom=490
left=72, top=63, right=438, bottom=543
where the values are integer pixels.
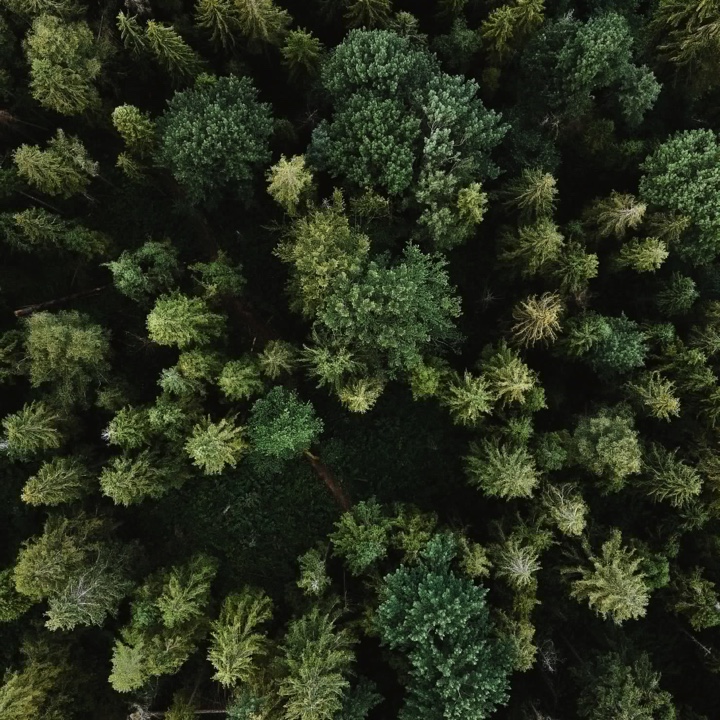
left=158, top=75, right=273, bottom=205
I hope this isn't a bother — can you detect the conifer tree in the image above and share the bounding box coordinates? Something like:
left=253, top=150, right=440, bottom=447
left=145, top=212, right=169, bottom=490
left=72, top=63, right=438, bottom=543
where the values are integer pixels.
left=511, top=293, right=564, bottom=347
left=616, top=237, right=669, bottom=273
left=147, top=294, right=225, bottom=348
left=195, top=0, right=241, bottom=49
left=145, top=21, right=204, bottom=81
left=24, top=310, right=110, bottom=409
left=279, top=607, right=356, bottom=720
left=592, top=192, right=647, bottom=239
left=441, top=371, right=493, bottom=427
left=504, top=169, right=557, bottom=219
left=670, top=567, right=720, bottom=631
left=2, top=401, right=63, bottom=459
left=267, top=155, right=314, bottom=215
left=185, top=417, right=247, bottom=475
left=24, top=14, right=102, bottom=115
left=499, top=217, right=565, bottom=277
left=235, top=0, right=292, bottom=46
left=13, top=130, right=97, bottom=198
left=466, top=438, right=539, bottom=499
left=100, top=451, right=184, bottom=505
left=330, top=500, right=393, bottom=575
left=158, top=75, right=273, bottom=205
left=642, top=445, right=703, bottom=508
left=218, top=358, right=265, bottom=401
left=282, top=29, right=324, bottom=79
left=105, top=240, right=179, bottom=303
left=111, top=104, right=156, bottom=157
left=564, top=530, right=650, bottom=624
left=376, top=533, right=512, bottom=720
left=627, top=372, right=681, bottom=421
left=21, top=456, right=91, bottom=506
left=208, top=588, right=272, bottom=687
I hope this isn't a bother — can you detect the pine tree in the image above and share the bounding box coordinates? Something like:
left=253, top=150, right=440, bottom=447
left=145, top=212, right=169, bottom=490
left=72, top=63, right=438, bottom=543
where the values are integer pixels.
left=343, top=0, right=393, bottom=29
left=337, top=376, right=385, bottom=414
left=616, top=237, right=669, bottom=273
left=208, top=588, right=272, bottom=687
left=145, top=21, right=204, bottom=81
left=22, top=456, right=91, bottom=506
left=511, top=293, right=564, bottom=347
left=643, top=445, right=703, bottom=508
left=656, top=273, right=699, bottom=315
left=503, top=169, right=558, bottom=219
left=190, top=252, right=246, bottom=299
left=13, top=130, right=97, bottom=198
left=235, top=0, right=292, bottom=46
left=2, top=401, right=63, bottom=459
left=465, top=438, right=539, bottom=499
left=24, top=310, right=110, bottom=409
left=147, top=293, right=225, bottom=348
left=266, top=155, right=314, bottom=215
left=376, top=533, right=512, bottom=720
left=279, top=607, right=356, bottom=720
left=592, top=192, right=647, bottom=239
left=218, top=358, right=265, bottom=401
left=627, top=372, right=681, bottom=421
left=185, top=416, right=248, bottom=475
left=111, top=104, right=156, bottom=157
left=541, top=483, right=588, bottom=536
left=670, top=567, right=720, bottom=631
left=492, top=535, right=542, bottom=590
left=330, top=500, right=393, bottom=575
left=24, top=14, right=102, bottom=115
left=195, top=0, right=242, bottom=49
left=499, top=217, right=565, bottom=277
left=564, top=530, right=650, bottom=625
left=105, top=240, right=180, bottom=303
left=282, top=29, right=324, bottom=79
left=100, top=451, right=184, bottom=505
left=441, top=371, right=493, bottom=427
left=158, top=75, right=273, bottom=204
left=258, top=340, right=296, bottom=379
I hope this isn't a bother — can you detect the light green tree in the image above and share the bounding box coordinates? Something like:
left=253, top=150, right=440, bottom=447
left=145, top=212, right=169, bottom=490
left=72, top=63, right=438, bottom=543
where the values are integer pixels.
left=499, top=217, right=565, bottom=277
left=643, top=445, right=702, bottom=508
left=208, top=588, right=272, bottom=687
left=592, top=192, right=646, bottom=239
left=670, top=567, right=720, bottom=631
left=564, top=530, right=650, bottom=624
left=616, top=237, right=668, bottom=273
left=22, top=456, right=91, bottom=506
left=267, top=155, right=314, bottom=215
left=279, top=607, right=356, bottom=720
left=503, top=168, right=557, bottom=219
left=147, top=293, right=225, bottom=348
left=145, top=21, right=204, bottom=81
left=185, top=417, right=248, bottom=475
left=627, top=371, right=681, bottom=421
left=441, top=371, right=493, bottom=427
left=2, top=402, right=63, bottom=459
left=572, top=407, right=642, bottom=493
left=24, top=310, right=110, bottom=409
left=282, top=28, right=324, bottom=79
left=511, top=293, right=564, bottom=347
left=100, top=451, right=185, bottom=506
left=465, top=438, right=539, bottom=499
left=218, top=357, right=265, bottom=401
left=13, top=130, right=97, bottom=198
left=112, top=104, right=156, bottom=157
left=541, top=483, right=588, bottom=536
left=24, top=14, right=102, bottom=115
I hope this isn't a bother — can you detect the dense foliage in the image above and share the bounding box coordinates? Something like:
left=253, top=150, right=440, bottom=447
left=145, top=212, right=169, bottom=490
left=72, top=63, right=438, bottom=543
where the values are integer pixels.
left=1, top=1, right=720, bottom=719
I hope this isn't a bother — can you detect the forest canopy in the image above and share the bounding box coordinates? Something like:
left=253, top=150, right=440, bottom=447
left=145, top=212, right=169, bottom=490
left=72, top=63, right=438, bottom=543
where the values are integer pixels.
left=1, top=0, right=720, bottom=719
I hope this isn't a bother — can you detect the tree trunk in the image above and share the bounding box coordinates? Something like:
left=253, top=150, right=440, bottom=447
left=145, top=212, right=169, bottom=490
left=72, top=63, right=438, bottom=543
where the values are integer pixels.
left=14, top=285, right=109, bottom=317
left=305, top=450, right=351, bottom=511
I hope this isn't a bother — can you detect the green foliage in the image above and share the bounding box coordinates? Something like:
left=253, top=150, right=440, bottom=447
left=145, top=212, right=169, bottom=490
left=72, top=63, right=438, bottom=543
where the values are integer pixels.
left=499, top=216, right=565, bottom=277
left=185, top=417, right=248, bottom=475
left=209, top=587, right=272, bottom=687
left=6, top=208, right=108, bottom=257
left=643, top=445, right=703, bottom=508
left=282, top=28, right=324, bottom=78
left=276, top=192, right=370, bottom=317
left=13, top=130, right=97, bottom=198
left=481, top=0, right=545, bottom=61
left=376, top=534, right=512, bottom=720
left=577, top=651, right=676, bottom=720
left=2, top=401, right=62, bottom=459
left=572, top=407, right=642, bottom=493
left=542, top=483, right=588, bottom=536
left=147, top=293, right=225, bottom=348
left=279, top=607, right=356, bottom=720
left=218, top=357, right=264, bottom=402
left=0, top=569, right=33, bottom=622
left=504, top=169, right=558, bottom=219
left=511, top=293, right=564, bottom=347
left=657, top=273, right=699, bottom=315
left=112, top=104, right=156, bottom=158
left=314, top=244, right=462, bottom=378
left=565, top=530, right=650, bottom=624
left=466, top=438, right=539, bottom=499
left=100, top=450, right=184, bottom=505
left=25, top=310, right=110, bottom=409
left=105, top=240, right=179, bottom=302
left=592, top=192, right=646, bottom=239
left=331, top=499, right=392, bottom=575
left=258, top=340, right=296, bottom=379
left=617, top=237, right=669, bottom=273
left=297, top=548, right=331, bottom=597
left=145, top=21, right=204, bottom=81
left=441, top=371, right=493, bottom=427
left=267, top=154, right=314, bottom=215
left=22, top=456, right=91, bottom=506
left=248, top=386, right=323, bottom=462
left=24, top=14, right=101, bottom=115
left=627, top=371, right=681, bottom=421
left=158, top=75, right=273, bottom=205
left=640, top=130, right=720, bottom=264
left=190, top=252, right=245, bottom=299
left=481, top=341, right=539, bottom=406
left=670, top=567, right=720, bottom=631
left=13, top=514, right=133, bottom=631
